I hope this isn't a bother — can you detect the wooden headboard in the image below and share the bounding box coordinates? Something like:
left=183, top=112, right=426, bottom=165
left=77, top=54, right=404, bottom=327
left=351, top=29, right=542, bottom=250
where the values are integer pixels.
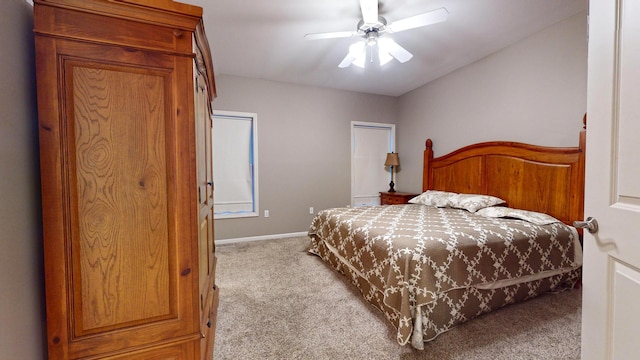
left=422, top=123, right=586, bottom=227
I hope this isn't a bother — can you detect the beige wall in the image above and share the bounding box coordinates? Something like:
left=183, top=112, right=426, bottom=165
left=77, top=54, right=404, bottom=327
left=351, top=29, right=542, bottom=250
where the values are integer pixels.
left=0, top=0, right=47, bottom=358
left=212, top=75, right=399, bottom=240
left=397, top=12, right=588, bottom=193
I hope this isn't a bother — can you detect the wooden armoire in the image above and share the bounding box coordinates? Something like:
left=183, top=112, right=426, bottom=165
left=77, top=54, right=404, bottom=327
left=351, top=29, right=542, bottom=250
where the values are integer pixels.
left=33, top=1, right=219, bottom=359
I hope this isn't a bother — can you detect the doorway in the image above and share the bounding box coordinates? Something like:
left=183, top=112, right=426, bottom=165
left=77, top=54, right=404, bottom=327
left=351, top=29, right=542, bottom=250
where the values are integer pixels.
left=351, top=121, right=396, bottom=206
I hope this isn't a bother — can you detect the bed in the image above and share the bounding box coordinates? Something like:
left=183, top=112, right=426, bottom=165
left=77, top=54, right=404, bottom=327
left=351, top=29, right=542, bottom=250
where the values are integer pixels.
left=307, top=123, right=586, bottom=350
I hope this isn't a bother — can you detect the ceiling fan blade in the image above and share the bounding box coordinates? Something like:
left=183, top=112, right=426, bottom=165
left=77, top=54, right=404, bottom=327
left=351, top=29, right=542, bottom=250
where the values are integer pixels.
left=378, top=37, right=413, bottom=63
left=387, top=7, right=448, bottom=33
left=305, top=31, right=358, bottom=40
left=359, top=0, right=379, bottom=25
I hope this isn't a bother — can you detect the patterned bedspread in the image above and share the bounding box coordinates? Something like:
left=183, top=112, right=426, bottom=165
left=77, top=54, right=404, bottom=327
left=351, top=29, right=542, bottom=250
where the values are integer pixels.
left=308, top=204, right=582, bottom=349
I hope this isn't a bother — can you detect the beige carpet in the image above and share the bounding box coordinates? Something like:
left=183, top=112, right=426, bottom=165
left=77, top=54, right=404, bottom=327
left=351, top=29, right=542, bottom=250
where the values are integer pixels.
left=213, top=236, right=581, bottom=360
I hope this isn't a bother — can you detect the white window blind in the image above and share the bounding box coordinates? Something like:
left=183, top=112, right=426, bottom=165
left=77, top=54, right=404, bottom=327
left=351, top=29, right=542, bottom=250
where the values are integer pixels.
left=212, top=112, right=258, bottom=218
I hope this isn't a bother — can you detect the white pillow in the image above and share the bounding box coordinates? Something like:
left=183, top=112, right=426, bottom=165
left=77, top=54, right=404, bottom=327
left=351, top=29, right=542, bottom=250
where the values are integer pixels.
left=476, top=206, right=561, bottom=225
left=409, top=191, right=505, bottom=212
left=408, top=190, right=457, bottom=207
left=449, top=193, right=506, bottom=212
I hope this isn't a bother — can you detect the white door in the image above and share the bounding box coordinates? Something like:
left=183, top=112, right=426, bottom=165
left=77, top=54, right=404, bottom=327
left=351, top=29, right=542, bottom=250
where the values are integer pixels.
left=351, top=122, right=395, bottom=206
left=581, top=0, right=640, bottom=359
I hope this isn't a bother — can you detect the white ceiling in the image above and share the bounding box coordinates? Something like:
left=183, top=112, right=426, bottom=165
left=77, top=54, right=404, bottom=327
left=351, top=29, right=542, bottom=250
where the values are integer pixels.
left=182, top=0, right=588, bottom=97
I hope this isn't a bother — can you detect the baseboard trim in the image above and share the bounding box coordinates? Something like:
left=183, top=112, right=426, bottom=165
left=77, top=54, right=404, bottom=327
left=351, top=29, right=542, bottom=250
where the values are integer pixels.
left=216, top=231, right=308, bottom=245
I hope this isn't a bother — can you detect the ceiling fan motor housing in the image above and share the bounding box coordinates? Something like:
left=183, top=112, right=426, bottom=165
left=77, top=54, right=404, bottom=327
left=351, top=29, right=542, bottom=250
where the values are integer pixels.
left=357, top=16, right=387, bottom=34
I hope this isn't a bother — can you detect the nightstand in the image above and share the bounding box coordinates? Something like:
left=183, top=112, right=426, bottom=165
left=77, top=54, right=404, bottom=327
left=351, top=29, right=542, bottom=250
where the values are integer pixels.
left=379, top=192, right=419, bottom=205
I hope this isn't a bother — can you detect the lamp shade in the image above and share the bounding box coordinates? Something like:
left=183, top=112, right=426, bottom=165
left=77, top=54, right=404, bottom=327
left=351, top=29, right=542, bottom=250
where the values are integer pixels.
left=384, top=152, right=400, bottom=166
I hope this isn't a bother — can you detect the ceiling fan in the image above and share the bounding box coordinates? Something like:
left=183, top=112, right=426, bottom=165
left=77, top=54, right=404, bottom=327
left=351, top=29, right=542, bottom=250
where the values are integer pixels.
left=305, top=0, right=448, bottom=68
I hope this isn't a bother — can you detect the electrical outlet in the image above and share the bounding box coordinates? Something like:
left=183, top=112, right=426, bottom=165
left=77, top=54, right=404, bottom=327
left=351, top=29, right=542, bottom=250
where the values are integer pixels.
left=309, top=207, right=314, bottom=214
left=264, top=210, right=269, bottom=218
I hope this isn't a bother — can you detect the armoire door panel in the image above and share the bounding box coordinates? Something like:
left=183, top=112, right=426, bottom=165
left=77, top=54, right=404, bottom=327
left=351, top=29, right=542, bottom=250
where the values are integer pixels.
left=204, top=104, right=213, bottom=203
left=194, top=72, right=207, bottom=206
left=208, top=208, right=215, bottom=279
left=67, top=63, right=173, bottom=334
left=198, top=214, right=211, bottom=297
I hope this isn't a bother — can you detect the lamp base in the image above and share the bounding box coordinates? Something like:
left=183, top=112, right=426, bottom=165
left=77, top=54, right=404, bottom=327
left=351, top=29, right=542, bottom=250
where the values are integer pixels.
left=388, top=181, right=396, bottom=193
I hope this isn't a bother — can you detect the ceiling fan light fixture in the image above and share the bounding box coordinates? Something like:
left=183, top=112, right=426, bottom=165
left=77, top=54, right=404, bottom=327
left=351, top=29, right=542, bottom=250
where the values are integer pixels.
left=339, top=41, right=367, bottom=68
left=378, top=37, right=391, bottom=53
left=353, top=49, right=367, bottom=68
left=365, top=30, right=379, bottom=46
left=378, top=48, right=393, bottom=66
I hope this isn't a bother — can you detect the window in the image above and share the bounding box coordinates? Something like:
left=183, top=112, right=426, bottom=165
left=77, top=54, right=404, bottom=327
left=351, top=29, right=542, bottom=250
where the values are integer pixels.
left=212, top=111, right=258, bottom=219
left=351, top=122, right=396, bottom=206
